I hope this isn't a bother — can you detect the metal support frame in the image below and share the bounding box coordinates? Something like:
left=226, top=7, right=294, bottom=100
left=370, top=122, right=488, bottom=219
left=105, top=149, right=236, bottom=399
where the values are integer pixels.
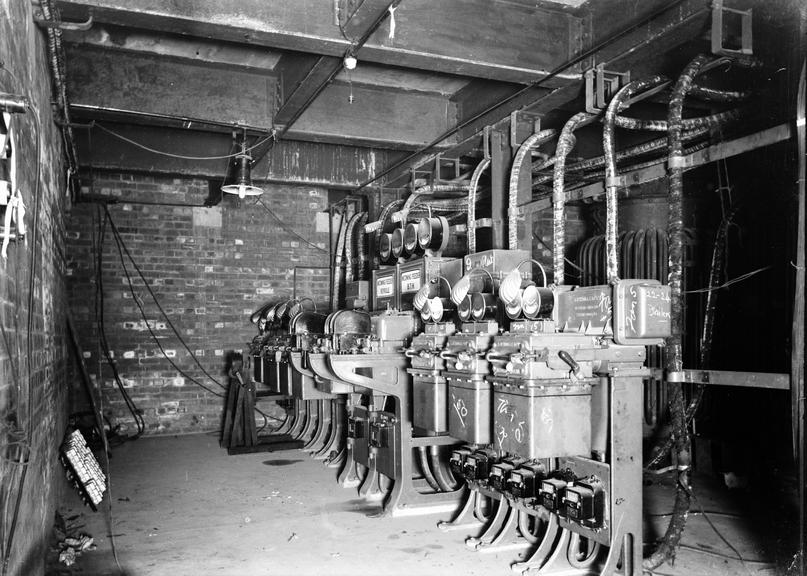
left=711, top=0, right=753, bottom=57
left=519, top=123, right=793, bottom=217
left=585, top=64, right=631, bottom=113
left=668, top=369, right=790, bottom=390
left=329, top=352, right=463, bottom=517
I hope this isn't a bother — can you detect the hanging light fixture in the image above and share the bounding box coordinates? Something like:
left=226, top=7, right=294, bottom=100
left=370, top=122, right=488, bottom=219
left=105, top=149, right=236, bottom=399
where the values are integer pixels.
left=221, top=129, right=264, bottom=200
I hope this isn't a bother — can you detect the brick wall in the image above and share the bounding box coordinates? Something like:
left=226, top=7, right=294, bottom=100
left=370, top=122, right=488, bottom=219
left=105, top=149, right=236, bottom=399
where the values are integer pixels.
left=0, top=2, right=71, bottom=575
left=66, top=174, right=331, bottom=436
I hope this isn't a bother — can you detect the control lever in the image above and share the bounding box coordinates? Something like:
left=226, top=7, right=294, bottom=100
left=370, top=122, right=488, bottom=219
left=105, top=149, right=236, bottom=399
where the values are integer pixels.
left=558, top=350, right=582, bottom=383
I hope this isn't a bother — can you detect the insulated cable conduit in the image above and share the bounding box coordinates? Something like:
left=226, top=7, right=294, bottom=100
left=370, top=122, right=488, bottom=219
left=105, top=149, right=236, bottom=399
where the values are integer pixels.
left=508, top=129, right=557, bottom=250
left=553, top=113, right=595, bottom=285
left=534, top=123, right=717, bottom=183
left=604, top=75, right=669, bottom=282
left=643, top=53, right=718, bottom=572
left=344, top=212, right=364, bottom=283
left=468, top=158, right=491, bottom=253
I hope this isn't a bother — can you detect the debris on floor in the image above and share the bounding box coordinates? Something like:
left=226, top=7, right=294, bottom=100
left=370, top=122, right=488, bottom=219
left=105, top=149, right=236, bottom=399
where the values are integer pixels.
left=58, top=534, right=96, bottom=566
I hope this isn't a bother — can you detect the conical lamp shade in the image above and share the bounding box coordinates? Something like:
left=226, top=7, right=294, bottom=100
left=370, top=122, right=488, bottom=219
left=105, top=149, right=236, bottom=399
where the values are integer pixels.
left=222, top=154, right=264, bottom=199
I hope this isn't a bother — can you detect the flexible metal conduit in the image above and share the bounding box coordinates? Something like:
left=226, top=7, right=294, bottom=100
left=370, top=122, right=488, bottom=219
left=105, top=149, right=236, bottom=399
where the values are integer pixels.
left=508, top=129, right=557, bottom=250
left=552, top=113, right=594, bottom=284
left=645, top=209, right=736, bottom=471
left=533, top=106, right=742, bottom=180
left=614, top=106, right=744, bottom=132
left=603, top=75, right=668, bottom=282
left=468, top=158, right=491, bottom=253
left=562, top=139, right=713, bottom=191
left=355, top=212, right=368, bottom=280
left=535, top=124, right=712, bottom=182
left=396, top=184, right=470, bottom=226
left=331, top=211, right=350, bottom=312
left=645, top=54, right=727, bottom=571
left=344, top=212, right=365, bottom=283
left=688, top=84, right=751, bottom=103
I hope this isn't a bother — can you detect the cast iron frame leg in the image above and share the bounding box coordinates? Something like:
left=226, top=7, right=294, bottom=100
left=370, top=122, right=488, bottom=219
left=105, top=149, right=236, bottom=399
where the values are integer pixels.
left=526, top=527, right=572, bottom=575
left=466, top=496, right=508, bottom=549
left=511, top=515, right=561, bottom=575
left=437, top=487, right=483, bottom=532
left=314, top=399, right=341, bottom=459
left=304, top=400, right=329, bottom=451
left=296, top=400, right=318, bottom=442
left=286, top=399, right=307, bottom=439
left=473, top=502, right=532, bottom=554
left=337, top=442, right=360, bottom=488
left=273, top=400, right=294, bottom=435
left=359, top=456, right=384, bottom=500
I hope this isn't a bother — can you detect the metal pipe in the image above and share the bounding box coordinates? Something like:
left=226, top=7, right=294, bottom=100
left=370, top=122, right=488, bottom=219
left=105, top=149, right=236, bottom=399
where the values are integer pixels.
left=428, top=445, right=459, bottom=492
left=418, top=446, right=442, bottom=492
left=552, top=113, right=594, bottom=284
left=517, top=511, right=540, bottom=544
left=603, top=75, right=668, bottom=282
left=71, top=103, right=270, bottom=134
left=508, top=130, right=556, bottom=250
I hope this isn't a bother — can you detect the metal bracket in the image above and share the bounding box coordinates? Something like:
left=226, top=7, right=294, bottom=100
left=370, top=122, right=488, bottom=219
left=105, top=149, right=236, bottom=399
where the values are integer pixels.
left=585, top=64, right=630, bottom=113
left=483, top=125, right=492, bottom=161
left=711, top=0, right=753, bottom=57
left=668, top=369, right=789, bottom=390
left=509, top=110, right=542, bottom=149
left=434, top=154, right=461, bottom=183
left=33, top=5, right=94, bottom=31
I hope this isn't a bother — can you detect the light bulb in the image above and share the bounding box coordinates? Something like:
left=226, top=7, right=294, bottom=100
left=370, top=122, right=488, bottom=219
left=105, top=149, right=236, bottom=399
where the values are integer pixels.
left=238, top=184, right=246, bottom=200
left=344, top=55, right=357, bottom=70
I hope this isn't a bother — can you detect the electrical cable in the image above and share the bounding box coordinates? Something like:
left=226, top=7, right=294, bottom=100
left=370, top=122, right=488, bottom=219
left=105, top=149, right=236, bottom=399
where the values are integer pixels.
left=104, top=209, right=226, bottom=399
left=254, top=197, right=329, bottom=254
left=94, top=122, right=274, bottom=161
left=94, top=332, right=125, bottom=576
left=683, top=265, right=771, bottom=294
left=690, top=492, right=756, bottom=575
left=93, top=207, right=146, bottom=437
left=2, top=98, right=42, bottom=576
left=25, top=103, right=41, bottom=430
left=102, top=206, right=276, bottom=429
left=103, top=207, right=228, bottom=390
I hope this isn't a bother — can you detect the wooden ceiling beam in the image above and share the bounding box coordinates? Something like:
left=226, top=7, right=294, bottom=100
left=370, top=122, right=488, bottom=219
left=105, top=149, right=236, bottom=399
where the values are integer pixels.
left=66, top=46, right=457, bottom=150
left=55, top=0, right=583, bottom=84
left=74, top=123, right=390, bottom=189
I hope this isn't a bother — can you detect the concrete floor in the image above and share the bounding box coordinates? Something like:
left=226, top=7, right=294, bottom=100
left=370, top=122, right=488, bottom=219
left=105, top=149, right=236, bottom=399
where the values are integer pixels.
left=46, top=433, right=796, bottom=576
